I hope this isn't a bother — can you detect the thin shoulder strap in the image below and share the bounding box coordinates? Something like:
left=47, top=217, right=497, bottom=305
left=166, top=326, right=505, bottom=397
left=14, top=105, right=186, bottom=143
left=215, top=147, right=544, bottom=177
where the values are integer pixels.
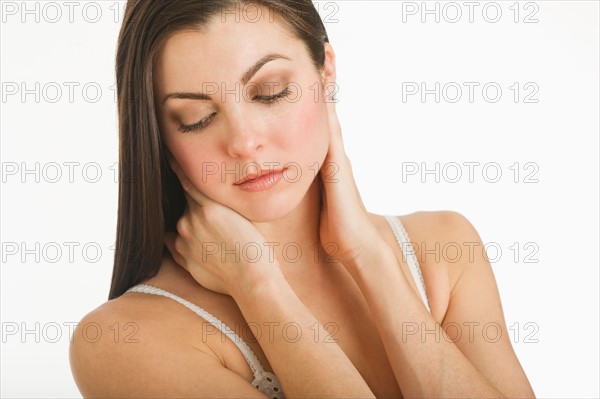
left=383, top=215, right=432, bottom=313
left=125, top=283, right=284, bottom=397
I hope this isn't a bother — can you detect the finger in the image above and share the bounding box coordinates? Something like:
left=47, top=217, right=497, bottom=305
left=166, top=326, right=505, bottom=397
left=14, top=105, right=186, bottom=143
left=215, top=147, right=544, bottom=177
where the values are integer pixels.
left=164, top=231, right=188, bottom=272
left=168, top=155, right=211, bottom=207
left=321, top=84, right=349, bottom=187
left=321, top=86, right=368, bottom=213
left=324, top=85, right=343, bottom=144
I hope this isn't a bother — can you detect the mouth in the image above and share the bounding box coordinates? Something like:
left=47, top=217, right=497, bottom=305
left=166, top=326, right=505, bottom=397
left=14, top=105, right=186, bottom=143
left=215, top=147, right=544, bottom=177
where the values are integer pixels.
left=234, top=167, right=288, bottom=192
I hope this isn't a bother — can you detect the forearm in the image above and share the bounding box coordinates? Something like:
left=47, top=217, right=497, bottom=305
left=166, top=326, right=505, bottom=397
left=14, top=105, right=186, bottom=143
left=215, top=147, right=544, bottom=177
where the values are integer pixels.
left=231, top=267, right=375, bottom=398
left=347, top=240, right=506, bottom=398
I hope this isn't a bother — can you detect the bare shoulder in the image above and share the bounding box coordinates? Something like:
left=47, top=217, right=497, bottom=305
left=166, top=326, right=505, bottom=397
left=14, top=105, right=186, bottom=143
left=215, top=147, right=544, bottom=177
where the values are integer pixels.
left=399, top=210, right=490, bottom=293
left=69, top=293, right=266, bottom=398
left=367, top=210, right=480, bottom=322
left=369, top=211, right=535, bottom=397
left=370, top=209, right=479, bottom=276
left=389, top=209, right=478, bottom=244
left=68, top=296, right=187, bottom=397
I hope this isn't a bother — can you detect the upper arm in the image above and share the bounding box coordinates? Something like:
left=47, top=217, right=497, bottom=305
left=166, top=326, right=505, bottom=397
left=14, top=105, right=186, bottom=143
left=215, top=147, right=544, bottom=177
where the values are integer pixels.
left=436, top=211, right=536, bottom=399
left=69, top=306, right=268, bottom=398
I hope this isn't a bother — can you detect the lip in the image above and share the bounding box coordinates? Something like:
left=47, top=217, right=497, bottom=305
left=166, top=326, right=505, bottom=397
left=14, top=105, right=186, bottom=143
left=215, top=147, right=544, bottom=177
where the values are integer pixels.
left=234, top=168, right=286, bottom=185
left=234, top=168, right=287, bottom=192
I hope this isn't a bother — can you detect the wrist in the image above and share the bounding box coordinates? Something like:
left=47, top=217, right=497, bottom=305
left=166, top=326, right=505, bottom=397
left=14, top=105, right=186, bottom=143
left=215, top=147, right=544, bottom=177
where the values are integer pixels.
left=345, top=234, right=397, bottom=276
left=229, top=262, right=286, bottom=302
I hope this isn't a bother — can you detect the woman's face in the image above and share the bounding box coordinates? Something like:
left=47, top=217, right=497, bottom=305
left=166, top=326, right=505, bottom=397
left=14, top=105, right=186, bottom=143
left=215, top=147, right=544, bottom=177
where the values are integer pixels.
left=154, top=9, right=333, bottom=222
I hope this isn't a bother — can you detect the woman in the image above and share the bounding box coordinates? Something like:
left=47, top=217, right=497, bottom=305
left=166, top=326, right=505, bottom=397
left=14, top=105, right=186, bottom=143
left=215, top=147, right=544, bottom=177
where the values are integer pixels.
left=69, top=1, right=536, bottom=397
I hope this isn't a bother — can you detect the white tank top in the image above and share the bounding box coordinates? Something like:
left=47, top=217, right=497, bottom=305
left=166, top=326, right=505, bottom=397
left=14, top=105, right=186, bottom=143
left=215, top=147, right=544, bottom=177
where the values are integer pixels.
left=125, top=215, right=431, bottom=398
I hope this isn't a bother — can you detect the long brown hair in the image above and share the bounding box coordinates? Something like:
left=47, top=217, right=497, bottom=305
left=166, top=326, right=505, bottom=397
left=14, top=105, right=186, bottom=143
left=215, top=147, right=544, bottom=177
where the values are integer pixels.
left=109, top=0, right=329, bottom=299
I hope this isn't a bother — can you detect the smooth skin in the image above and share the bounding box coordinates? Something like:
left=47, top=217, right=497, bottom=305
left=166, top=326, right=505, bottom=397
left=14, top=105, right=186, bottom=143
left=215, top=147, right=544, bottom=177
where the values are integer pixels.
left=70, top=8, right=536, bottom=399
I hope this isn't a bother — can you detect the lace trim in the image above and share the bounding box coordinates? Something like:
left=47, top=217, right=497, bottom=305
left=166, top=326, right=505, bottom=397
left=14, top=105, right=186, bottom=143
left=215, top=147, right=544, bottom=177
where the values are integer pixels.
left=383, top=215, right=432, bottom=313
left=125, top=284, right=285, bottom=398
left=252, top=370, right=284, bottom=398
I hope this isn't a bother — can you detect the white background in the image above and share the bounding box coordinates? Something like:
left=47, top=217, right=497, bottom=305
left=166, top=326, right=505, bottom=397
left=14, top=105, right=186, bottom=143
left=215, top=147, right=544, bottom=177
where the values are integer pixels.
left=1, top=0, right=598, bottom=397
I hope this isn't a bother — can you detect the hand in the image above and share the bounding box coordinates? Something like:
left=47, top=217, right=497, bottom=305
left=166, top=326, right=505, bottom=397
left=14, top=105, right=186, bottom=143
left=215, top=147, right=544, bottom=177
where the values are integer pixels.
left=318, top=88, right=383, bottom=267
left=164, top=156, right=278, bottom=297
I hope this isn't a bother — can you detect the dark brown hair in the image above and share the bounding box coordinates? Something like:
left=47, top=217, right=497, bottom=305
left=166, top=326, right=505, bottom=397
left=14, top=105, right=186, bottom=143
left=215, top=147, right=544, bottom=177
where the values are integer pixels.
left=109, top=0, right=329, bottom=299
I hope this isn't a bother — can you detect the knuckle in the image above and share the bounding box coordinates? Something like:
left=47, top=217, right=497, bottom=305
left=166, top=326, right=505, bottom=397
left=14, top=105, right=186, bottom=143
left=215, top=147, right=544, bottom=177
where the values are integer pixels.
left=174, top=236, right=185, bottom=254
left=176, top=218, right=189, bottom=238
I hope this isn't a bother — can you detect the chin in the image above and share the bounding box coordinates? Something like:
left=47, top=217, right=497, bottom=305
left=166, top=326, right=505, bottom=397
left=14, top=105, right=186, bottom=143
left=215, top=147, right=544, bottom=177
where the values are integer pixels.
left=238, top=196, right=300, bottom=223
left=236, top=203, right=294, bottom=223
left=242, top=209, right=293, bottom=223
left=232, top=180, right=313, bottom=223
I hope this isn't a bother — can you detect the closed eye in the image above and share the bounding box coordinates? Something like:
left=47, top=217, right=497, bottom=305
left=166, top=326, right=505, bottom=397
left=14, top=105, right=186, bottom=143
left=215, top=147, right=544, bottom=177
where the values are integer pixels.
left=254, top=86, right=291, bottom=105
left=178, top=86, right=292, bottom=134
left=178, top=112, right=216, bottom=134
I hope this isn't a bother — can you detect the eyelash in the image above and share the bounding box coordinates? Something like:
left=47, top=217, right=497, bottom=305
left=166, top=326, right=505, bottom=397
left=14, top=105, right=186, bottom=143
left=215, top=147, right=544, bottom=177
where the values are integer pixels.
left=178, top=86, right=292, bottom=134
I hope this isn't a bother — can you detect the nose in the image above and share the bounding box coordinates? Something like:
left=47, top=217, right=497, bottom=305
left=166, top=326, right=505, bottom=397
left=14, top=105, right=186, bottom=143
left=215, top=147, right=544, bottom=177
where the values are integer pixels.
left=225, top=109, right=263, bottom=159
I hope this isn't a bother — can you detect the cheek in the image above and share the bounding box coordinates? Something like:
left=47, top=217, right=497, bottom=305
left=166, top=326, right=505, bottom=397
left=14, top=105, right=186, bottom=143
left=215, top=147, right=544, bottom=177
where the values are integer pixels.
left=168, top=138, right=223, bottom=192
left=284, top=99, right=329, bottom=160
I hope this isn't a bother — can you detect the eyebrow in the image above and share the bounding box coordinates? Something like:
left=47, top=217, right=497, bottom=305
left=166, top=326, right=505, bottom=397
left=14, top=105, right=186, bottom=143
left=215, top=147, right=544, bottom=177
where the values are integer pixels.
left=161, top=53, right=292, bottom=105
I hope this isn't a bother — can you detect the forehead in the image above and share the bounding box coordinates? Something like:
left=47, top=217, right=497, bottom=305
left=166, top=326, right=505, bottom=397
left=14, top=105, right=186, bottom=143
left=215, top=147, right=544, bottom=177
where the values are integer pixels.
left=154, top=8, right=303, bottom=94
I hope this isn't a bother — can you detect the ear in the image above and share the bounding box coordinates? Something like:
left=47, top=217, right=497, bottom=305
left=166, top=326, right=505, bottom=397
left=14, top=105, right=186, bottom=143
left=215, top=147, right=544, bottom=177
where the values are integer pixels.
left=320, top=42, right=337, bottom=97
